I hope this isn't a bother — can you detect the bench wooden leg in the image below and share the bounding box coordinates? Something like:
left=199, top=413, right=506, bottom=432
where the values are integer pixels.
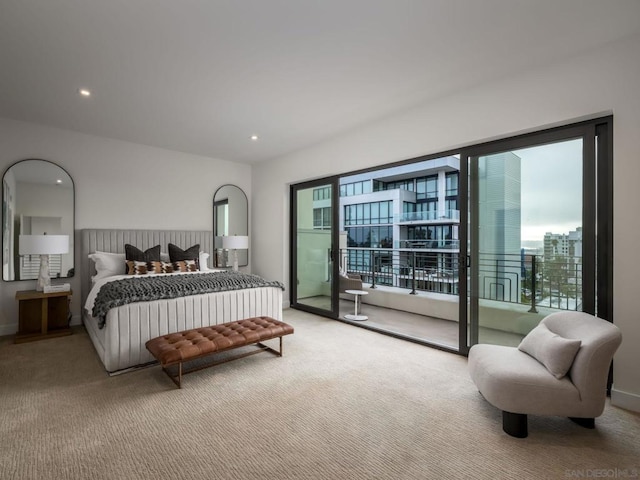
left=257, top=336, right=284, bottom=357
left=162, top=362, right=183, bottom=389
left=161, top=336, right=287, bottom=389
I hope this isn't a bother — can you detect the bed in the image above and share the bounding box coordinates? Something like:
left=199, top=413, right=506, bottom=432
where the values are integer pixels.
left=80, top=229, right=284, bottom=374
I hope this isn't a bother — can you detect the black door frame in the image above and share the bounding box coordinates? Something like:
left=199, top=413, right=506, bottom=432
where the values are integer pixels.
left=458, top=116, right=613, bottom=354
left=289, top=176, right=340, bottom=319
left=287, top=116, right=612, bottom=357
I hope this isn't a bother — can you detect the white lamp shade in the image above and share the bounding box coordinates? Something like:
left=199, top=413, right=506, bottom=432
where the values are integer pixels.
left=19, top=235, right=69, bottom=255
left=222, top=235, right=249, bottom=250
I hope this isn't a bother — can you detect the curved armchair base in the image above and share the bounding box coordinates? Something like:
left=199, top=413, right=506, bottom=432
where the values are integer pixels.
left=503, top=411, right=528, bottom=438
left=569, top=417, right=595, bottom=429
left=502, top=412, right=596, bottom=438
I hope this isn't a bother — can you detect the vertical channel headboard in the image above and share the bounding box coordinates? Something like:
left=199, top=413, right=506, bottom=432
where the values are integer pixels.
left=80, top=229, right=214, bottom=309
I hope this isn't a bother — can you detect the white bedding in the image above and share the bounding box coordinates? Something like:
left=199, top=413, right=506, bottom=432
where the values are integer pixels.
left=83, top=271, right=283, bottom=373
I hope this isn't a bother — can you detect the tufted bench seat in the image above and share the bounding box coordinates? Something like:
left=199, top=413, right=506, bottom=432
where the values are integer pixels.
left=145, top=316, right=294, bottom=388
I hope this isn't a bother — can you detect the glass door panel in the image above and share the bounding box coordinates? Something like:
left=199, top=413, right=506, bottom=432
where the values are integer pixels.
left=291, top=181, right=337, bottom=316
left=339, top=156, right=461, bottom=349
left=468, top=138, right=584, bottom=347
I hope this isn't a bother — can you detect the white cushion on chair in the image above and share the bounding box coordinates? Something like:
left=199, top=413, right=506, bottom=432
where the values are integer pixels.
left=518, top=323, right=581, bottom=379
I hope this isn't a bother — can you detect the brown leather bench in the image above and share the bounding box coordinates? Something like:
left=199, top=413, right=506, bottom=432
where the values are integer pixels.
left=145, top=316, right=294, bottom=388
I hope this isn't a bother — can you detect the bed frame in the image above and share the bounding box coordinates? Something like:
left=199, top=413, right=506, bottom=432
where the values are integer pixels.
left=80, top=229, right=283, bottom=374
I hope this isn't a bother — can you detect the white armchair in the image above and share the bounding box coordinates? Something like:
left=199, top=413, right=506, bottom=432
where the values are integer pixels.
left=468, top=311, right=622, bottom=438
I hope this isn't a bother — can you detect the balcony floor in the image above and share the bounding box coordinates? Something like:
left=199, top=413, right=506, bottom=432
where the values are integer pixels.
left=338, top=298, right=459, bottom=349
left=297, top=295, right=524, bottom=350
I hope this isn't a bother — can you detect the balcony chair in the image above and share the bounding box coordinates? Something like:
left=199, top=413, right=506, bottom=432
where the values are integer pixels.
left=339, top=272, right=363, bottom=293
left=468, top=311, right=621, bottom=438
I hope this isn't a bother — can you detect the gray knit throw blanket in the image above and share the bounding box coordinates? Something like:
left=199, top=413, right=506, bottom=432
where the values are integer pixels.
left=93, top=271, right=284, bottom=328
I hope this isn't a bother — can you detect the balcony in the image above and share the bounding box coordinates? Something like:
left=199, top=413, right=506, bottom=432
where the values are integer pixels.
left=338, top=249, right=583, bottom=347
left=396, top=209, right=460, bottom=224
left=395, top=239, right=459, bottom=250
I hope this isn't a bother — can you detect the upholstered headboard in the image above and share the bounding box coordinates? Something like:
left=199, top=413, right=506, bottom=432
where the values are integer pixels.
left=80, top=229, right=214, bottom=309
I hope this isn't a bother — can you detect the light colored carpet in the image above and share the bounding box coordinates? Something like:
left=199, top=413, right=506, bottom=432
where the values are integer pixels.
left=1, top=308, right=639, bottom=480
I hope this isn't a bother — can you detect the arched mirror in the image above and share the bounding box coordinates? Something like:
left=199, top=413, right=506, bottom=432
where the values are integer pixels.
left=213, top=184, right=248, bottom=268
left=2, top=159, right=75, bottom=281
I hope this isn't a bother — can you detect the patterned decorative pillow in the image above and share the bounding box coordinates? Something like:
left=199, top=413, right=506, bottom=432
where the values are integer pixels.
left=147, top=261, right=176, bottom=274
left=126, top=260, right=150, bottom=275
left=172, top=260, right=198, bottom=272
left=168, top=243, right=200, bottom=269
left=125, top=244, right=161, bottom=262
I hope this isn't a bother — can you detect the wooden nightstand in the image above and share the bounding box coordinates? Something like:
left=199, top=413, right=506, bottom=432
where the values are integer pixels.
left=14, top=289, right=72, bottom=344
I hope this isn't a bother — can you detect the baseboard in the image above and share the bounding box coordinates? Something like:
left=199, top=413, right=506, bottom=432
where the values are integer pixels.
left=0, top=315, right=82, bottom=338
left=0, top=323, right=17, bottom=337
left=611, top=387, right=640, bottom=413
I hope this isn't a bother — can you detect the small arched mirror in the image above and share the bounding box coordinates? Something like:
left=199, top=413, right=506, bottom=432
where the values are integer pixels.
left=213, top=184, right=248, bottom=268
left=2, top=159, right=75, bottom=281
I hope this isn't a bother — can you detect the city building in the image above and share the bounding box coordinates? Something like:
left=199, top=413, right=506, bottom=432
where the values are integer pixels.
left=312, top=152, right=522, bottom=298
left=476, top=152, right=522, bottom=303
left=336, top=156, right=460, bottom=294
left=544, top=227, right=583, bottom=261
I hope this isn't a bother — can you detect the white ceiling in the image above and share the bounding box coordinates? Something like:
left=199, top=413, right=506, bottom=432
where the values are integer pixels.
left=1, top=1, right=640, bottom=164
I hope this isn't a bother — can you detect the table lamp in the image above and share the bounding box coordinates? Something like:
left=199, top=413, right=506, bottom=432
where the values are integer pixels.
left=19, top=234, right=69, bottom=291
left=221, top=235, right=248, bottom=271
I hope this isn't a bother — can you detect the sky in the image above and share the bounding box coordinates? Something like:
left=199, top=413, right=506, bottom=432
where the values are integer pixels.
left=339, top=137, right=583, bottom=248
left=515, top=139, right=582, bottom=244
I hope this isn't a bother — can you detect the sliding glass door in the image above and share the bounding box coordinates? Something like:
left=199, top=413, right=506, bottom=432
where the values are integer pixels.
left=460, top=118, right=612, bottom=353
left=287, top=118, right=611, bottom=354
left=290, top=178, right=339, bottom=318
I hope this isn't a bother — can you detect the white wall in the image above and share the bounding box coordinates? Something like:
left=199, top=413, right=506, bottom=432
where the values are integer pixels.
left=252, top=33, right=640, bottom=411
left=0, top=118, right=251, bottom=333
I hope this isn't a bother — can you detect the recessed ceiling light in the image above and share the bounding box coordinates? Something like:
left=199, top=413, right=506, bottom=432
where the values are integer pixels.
left=250, top=135, right=259, bottom=141
left=78, top=88, right=91, bottom=97
left=56, top=179, right=62, bottom=184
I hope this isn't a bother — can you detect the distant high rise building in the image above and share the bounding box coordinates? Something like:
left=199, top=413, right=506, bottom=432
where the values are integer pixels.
left=477, top=151, right=522, bottom=302
left=544, top=227, right=582, bottom=261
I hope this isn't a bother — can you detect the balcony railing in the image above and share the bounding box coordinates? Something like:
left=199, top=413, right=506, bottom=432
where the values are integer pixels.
left=395, top=239, right=459, bottom=250
left=396, top=209, right=460, bottom=223
left=341, top=249, right=582, bottom=312
left=342, top=248, right=459, bottom=295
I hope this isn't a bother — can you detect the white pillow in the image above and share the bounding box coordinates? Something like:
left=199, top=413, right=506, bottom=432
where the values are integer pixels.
left=199, top=252, right=210, bottom=270
left=88, top=251, right=126, bottom=281
left=518, top=323, right=582, bottom=379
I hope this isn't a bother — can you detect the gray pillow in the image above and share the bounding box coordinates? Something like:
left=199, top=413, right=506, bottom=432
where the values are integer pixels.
left=125, top=244, right=161, bottom=262
left=168, top=243, right=200, bottom=269
left=518, top=323, right=581, bottom=379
